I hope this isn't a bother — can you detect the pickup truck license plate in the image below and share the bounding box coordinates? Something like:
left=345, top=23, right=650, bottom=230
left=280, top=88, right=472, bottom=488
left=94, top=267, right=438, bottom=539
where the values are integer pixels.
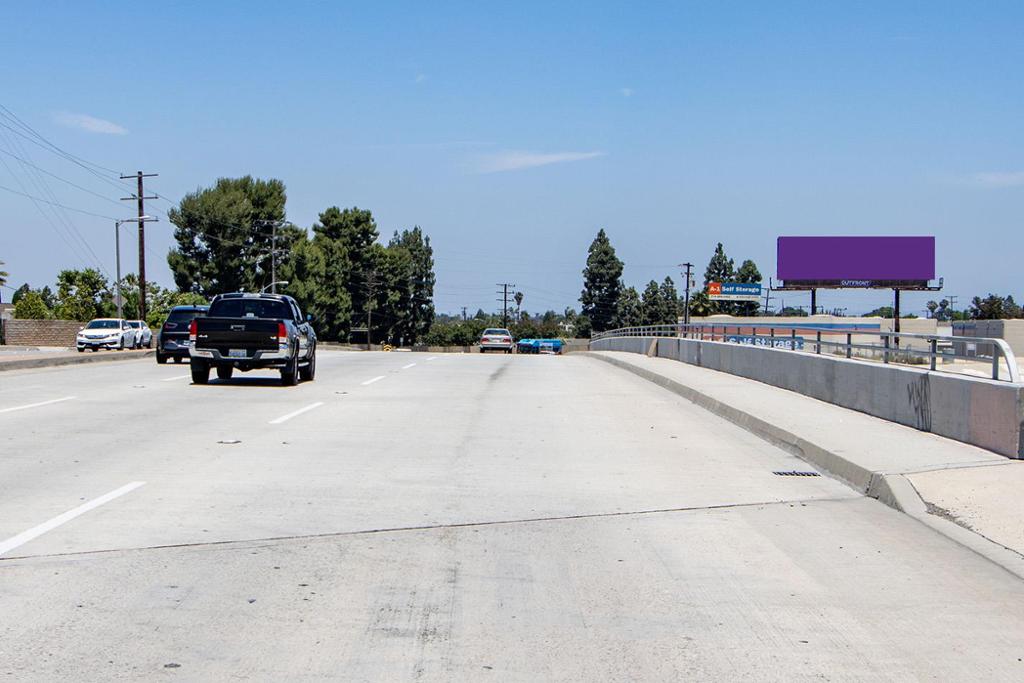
left=228, top=349, right=247, bottom=358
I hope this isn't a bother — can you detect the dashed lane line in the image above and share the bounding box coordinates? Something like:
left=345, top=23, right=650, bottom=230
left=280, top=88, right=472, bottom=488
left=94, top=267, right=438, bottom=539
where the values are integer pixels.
left=361, top=375, right=386, bottom=386
left=268, top=401, right=325, bottom=425
left=0, top=396, right=76, bottom=415
left=0, top=482, right=146, bottom=557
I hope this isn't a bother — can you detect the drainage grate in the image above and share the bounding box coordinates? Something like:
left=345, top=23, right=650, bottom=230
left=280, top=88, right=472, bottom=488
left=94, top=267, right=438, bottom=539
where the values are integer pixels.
left=773, top=470, right=821, bottom=477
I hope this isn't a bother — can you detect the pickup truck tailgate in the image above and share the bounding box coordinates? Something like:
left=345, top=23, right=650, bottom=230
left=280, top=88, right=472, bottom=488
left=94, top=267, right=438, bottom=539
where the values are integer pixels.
left=195, top=317, right=279, bottom=350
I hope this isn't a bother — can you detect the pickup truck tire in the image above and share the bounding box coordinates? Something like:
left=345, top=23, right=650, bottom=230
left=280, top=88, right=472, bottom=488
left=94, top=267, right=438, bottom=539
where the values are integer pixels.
left=191, top=361, right=210, bottom=385
left=281, top=355, right=299, bottom=386
left=299, top=351, right=316, bottom=382
left=156, top=351, right=167, bottom=364
left=216, top=365, right=234, bottom=380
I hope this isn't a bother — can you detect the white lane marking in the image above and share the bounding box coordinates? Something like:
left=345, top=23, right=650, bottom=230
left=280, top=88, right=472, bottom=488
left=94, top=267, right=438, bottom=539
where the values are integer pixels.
left=361, top=375, right=386, bottom=386
left=425, top=357, right=437, bottom=362
left=268, top=401, right=325, bottom=425
left=401, top=363, right=417, bottom=370
left=961, top=369, right=989, bottom=378
left=0, top=482, right=146, bottom=557
left=0, top=396, right=76, bottom=415
left=160, top=374, right=191, bottom=382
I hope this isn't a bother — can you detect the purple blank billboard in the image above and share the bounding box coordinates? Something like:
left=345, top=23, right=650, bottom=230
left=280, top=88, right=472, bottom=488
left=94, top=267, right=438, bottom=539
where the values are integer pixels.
left=777, top=236, right=935, bottom=282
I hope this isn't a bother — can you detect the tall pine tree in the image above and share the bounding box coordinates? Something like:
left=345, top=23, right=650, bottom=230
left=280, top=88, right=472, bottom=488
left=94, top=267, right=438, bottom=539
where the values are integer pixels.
left=580, top=229, right=624, bottom=332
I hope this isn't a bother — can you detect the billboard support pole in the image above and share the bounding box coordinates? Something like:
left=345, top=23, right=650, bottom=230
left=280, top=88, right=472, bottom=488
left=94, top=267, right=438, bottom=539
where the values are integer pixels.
left=893, top=288, right=901, bottom=348
left=810, top=288, right=817, bottom=316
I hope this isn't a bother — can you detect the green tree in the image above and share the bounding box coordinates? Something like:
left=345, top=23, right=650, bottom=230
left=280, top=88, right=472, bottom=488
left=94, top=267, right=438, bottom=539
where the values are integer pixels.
left=13, top=290, right=52, bottom=319
left=305, top=208, right=355, bottom=340
left=970, top=294, right=1022, bottom=320
left=688, top=290, right=715, bottom=317
left=580, top=229, right=624, bottom=332
left=703, top=242, right=734, bottom=287
left=277, top=235, right=328, bottom=328
left=641, top=280, right=669, bottom=325
left=167, top=176, right=288, bottom=297
left=735, top=259, right=762, bottom=316
left=55, top=268, right=108, bottom=321
left=617, top=286, right=642, bottom=327
left=659, top=276, right=680, bottom=322
left=0, top=260, right=7, bottom=299
left=11, top=283, right=30, bottom=304
left=387, top=226, right=435, bottom=343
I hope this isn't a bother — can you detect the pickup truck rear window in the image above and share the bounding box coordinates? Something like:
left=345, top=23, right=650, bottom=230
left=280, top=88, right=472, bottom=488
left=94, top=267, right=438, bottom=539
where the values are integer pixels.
left=209, top=299, right=293, bottom=320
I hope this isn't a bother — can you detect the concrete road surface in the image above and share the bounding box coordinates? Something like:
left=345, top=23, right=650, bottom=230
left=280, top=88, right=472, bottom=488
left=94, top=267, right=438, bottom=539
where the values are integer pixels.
left=1, top=351, right=1023, bottom=680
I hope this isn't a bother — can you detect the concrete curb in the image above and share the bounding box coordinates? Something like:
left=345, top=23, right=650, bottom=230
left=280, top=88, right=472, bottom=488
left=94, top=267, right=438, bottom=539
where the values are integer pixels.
left=586, top=351, right=1024, bottom=580
left=0, top=349, right=154, bottom=372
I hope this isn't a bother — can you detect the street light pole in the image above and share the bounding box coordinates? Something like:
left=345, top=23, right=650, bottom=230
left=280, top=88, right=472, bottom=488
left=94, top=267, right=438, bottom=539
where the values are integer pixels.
left=114, top=220, right=124, bottom=320
left=114, top=215, right=155, bottom=320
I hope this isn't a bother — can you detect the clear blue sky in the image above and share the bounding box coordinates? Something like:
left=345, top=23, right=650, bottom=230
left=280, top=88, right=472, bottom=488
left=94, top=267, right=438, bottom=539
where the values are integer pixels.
left=1, top=1, right=1022, bottom=316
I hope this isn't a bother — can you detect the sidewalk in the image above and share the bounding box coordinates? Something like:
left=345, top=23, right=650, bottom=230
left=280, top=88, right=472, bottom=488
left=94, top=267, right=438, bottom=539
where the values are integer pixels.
left=587, top=350, right=1024, bottom=577
left=0, top=348, right=152, bottom=371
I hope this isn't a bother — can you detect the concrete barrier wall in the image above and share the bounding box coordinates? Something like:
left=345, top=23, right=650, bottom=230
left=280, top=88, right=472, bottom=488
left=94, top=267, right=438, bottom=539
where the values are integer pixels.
left=592, top=335, right=1024, bottom=458
left=2, top=319, right=85, bottom=347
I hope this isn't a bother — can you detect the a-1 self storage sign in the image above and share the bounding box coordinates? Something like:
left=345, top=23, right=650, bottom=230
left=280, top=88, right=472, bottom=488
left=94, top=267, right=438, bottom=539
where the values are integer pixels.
left=708, top=282, right=762, bottom=301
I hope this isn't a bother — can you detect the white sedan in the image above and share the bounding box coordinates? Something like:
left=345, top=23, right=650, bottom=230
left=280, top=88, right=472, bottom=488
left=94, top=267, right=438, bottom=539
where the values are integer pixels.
left=126, top=320, right=153, bottom=348
left=76, top=318, right=136, bottom=352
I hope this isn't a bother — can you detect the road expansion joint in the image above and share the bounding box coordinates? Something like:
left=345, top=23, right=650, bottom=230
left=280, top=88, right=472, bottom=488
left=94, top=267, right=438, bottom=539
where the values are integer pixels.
left=0, top=495, right=853, bottom=563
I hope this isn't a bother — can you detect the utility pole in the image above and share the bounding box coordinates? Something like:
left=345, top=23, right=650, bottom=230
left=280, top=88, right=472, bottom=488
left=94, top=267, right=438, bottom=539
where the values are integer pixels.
left=120, top=171, right=157, bottom=320
left=365, top=270, right=381, bottom=351
left=461, top=306, right=467, bottom=321
left=678, top=263, right=694, bottom=327
left=496, top=283, right=515, bottom=328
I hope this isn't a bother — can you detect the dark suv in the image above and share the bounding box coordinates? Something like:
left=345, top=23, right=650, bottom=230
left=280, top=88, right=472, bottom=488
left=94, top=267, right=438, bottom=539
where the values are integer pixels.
left=156, top=305, right=209, bottom=364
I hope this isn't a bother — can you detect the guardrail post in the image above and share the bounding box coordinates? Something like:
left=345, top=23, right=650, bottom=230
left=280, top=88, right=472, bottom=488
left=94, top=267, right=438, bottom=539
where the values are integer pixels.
left=993, top=344, right=1000, bottom=380
left=930, top=339, right=937, bottom=371
left=816, top=331, right=821, bottom=354
left=884, top=335, right=890, bottom=364
left=846, top=333, right=852, bottom=359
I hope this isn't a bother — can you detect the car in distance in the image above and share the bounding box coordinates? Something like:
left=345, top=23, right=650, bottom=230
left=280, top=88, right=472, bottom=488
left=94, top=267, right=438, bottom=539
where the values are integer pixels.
left=189, top=293, right=317, bottom=386
left=479, top=328, right=514, bottom=353
left=76, top=318, right=135, bottom=352
left=156, top=305, right=209, bottom=364
left=126, top=320, right=152, bottom=349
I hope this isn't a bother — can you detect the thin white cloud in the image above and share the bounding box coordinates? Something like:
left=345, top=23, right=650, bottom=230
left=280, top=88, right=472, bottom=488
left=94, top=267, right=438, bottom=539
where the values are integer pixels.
left=53, top=112, right=128, bottom=135
left=476, top=150, right=605, bottom=174
left=415, top=73, right=427, bottom=83
left=620, top=87, right=634, bottom=97
left=969, top=171, right=1024, bottom=188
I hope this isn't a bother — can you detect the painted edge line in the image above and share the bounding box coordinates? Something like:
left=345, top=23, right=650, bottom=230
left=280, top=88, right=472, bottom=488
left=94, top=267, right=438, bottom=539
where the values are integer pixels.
left=160, top=374, right=191, bottom=382
left=0, top=396, right=76, bottom=415
left=268, top=401, right=325, bottom=425
left=361, top=375, right=386, bottom=386
left=0, top=482, right=146, bottom=557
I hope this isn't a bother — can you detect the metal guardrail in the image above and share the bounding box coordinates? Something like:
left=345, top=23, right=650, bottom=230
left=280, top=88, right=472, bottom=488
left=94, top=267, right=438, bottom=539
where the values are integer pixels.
left=590, top=323, right=1022, bottom=383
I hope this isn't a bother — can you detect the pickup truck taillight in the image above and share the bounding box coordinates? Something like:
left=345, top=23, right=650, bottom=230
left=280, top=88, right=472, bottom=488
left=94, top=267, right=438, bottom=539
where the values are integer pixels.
left=277, top=322, right=287, bottom=339
left=189, top=319, right=197, bottom=342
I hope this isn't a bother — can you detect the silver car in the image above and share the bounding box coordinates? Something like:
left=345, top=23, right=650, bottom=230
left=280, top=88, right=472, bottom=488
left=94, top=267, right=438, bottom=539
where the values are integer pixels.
left=126, top=320, right=153, bottom=349
left=479, top=328, right=514, bottom=353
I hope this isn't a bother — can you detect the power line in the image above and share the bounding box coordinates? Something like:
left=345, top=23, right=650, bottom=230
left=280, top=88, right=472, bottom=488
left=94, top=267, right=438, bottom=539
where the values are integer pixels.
left=0, top=181, right=118, bottom=220
left=0, top=146, right=125, bottom=207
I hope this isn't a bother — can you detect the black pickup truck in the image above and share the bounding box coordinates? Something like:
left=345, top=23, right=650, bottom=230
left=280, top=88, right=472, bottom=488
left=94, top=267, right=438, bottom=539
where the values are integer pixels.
left=189, top=293, right=317, bottom=386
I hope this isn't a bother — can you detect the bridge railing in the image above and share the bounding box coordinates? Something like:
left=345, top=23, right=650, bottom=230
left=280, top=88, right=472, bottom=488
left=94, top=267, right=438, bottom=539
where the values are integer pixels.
left=590, top=323, right=1022, bottom=383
